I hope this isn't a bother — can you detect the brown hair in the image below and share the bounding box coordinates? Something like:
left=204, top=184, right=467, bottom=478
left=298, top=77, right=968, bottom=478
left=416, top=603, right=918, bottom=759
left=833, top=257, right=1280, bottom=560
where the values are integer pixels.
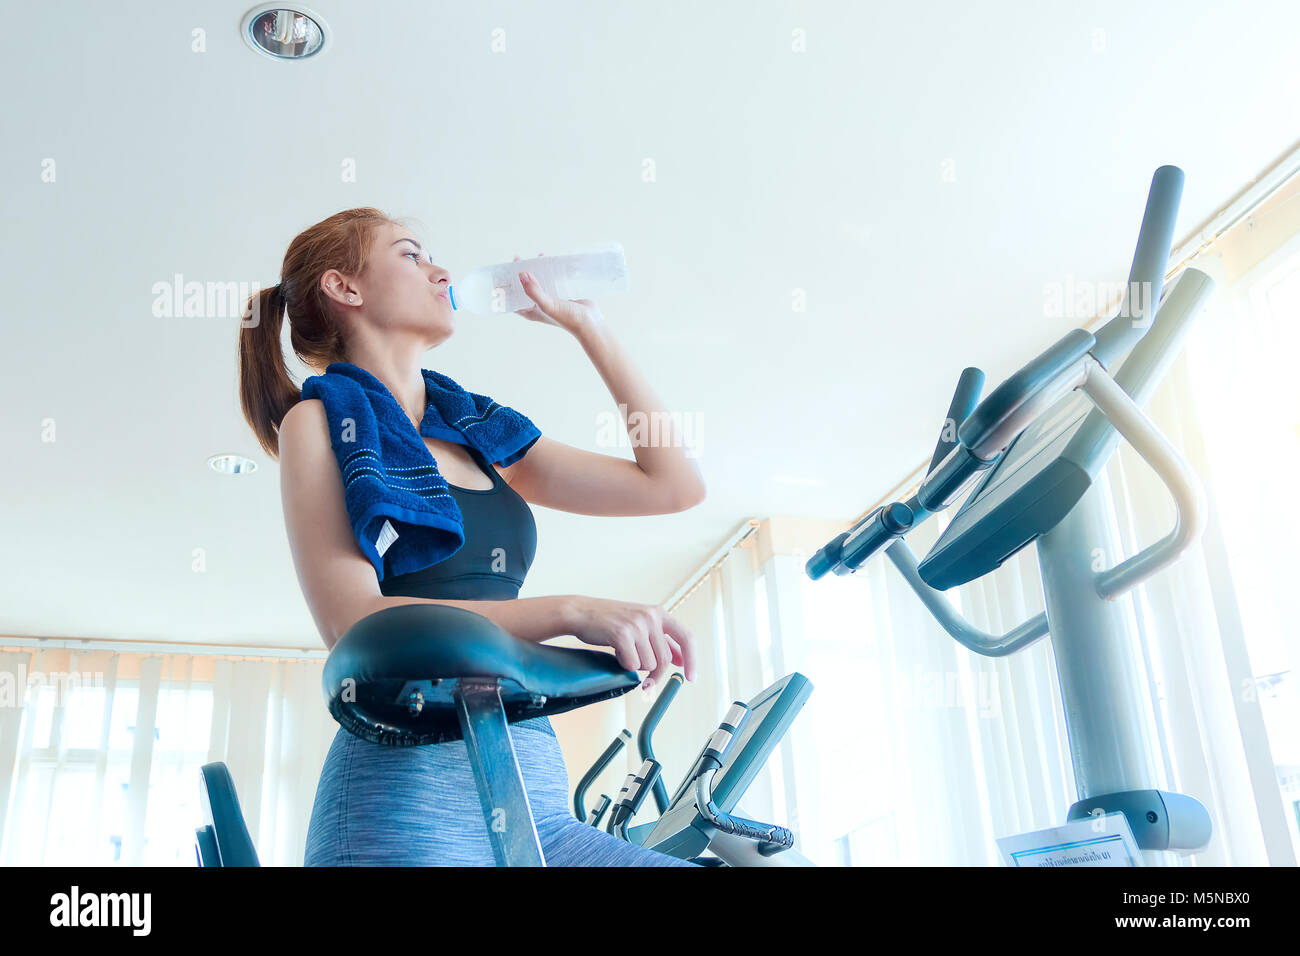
left=237, top=207, right=406, bottom=459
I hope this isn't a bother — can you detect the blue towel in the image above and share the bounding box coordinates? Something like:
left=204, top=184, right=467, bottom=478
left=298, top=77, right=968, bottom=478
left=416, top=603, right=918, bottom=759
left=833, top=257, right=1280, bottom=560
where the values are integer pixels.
left=299, top=362, right=541, bottom=581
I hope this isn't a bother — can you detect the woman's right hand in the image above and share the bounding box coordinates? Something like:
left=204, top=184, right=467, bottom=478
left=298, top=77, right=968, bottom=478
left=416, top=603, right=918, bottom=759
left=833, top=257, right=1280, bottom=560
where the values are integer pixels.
left=565, top=595, right=696, bottom=690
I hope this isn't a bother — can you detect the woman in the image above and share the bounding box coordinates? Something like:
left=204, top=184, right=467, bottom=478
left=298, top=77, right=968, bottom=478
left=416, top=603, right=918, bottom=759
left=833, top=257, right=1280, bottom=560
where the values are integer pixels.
left=237, top=208, right=706, bottom=866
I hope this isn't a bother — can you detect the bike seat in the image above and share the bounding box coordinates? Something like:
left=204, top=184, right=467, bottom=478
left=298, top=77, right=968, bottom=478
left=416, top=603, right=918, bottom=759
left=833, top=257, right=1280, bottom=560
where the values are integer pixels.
left=322, top=602, right=641, bottom=746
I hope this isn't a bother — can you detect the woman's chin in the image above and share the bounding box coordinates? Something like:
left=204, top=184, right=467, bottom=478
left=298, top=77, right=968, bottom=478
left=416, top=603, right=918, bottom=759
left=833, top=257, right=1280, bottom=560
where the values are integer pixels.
left=426, top=313, right=454, bottom=342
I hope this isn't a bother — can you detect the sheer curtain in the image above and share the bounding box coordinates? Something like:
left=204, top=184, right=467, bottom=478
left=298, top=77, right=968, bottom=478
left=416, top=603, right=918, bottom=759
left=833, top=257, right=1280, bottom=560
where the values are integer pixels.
left=0, top=647, right=335, bottom=866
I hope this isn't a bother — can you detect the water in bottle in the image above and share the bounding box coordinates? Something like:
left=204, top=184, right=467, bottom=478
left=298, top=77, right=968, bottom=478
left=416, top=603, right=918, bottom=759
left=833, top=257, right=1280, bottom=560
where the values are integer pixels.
left=449, top=242, right=629, bottom=314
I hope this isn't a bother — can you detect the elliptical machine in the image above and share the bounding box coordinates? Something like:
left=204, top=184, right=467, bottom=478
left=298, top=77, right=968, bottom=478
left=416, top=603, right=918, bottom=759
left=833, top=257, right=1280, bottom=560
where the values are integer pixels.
left=805, top=165, right=1216, bottom=862
left=575, top=671, right=817, bottom=866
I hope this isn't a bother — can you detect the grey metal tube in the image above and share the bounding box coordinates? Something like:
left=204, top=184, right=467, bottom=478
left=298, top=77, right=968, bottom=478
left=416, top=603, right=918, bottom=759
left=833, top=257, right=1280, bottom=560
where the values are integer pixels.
left=573, top=728, right=630, bottom=823
left=1036, top=480, right=1164, bottom=810
left=927, top=367, right=986, bottom=475
left=1091, top=165, right=1185, bottom=369
left=884, top=540, right=1051, bottom=657
left=1080, top=357, right=1208, bottom=600
left=456, top=681, right=546, bottom=866
left=637, top=673, right=683, bottom=813
left=1108, top=268, right=1215, bottom=408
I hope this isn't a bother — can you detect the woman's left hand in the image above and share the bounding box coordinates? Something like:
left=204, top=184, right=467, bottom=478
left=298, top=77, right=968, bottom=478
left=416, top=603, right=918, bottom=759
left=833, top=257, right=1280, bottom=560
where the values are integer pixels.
left=512, top=253, right=604, bottom=337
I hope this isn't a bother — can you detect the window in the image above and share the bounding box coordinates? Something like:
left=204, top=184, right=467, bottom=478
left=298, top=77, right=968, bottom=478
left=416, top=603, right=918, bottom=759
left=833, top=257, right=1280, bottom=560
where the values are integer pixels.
left=3, top=677, right=214, bottom=866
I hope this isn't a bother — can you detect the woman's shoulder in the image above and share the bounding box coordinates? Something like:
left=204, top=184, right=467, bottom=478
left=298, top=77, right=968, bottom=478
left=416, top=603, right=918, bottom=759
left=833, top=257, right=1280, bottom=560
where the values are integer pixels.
left=279, top=398, right=332, bottom=463
left=282, top=397, right=327, bottom=437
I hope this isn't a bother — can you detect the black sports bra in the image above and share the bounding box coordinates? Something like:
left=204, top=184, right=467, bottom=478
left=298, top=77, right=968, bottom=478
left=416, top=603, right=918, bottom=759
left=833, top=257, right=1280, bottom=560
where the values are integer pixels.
left=379, top=444, right=538, bottom=602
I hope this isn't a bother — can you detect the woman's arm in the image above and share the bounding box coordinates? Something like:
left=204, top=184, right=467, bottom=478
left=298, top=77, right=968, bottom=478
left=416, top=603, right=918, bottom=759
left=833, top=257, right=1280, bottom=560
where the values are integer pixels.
left=500, top=271, right=707, bottom=515
left=576, top=320, right=706, bottom=502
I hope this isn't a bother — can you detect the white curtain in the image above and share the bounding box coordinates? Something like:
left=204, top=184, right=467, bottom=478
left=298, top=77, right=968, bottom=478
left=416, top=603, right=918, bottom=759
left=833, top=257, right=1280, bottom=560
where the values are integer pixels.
left=0, top=648, right=335, bottom=866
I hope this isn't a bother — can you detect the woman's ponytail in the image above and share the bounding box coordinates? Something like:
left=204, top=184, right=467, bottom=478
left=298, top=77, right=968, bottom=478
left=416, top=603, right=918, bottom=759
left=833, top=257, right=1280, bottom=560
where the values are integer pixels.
left=237, top=283, right=298, bottom=459
left=235, top=207, right=397, bottom=460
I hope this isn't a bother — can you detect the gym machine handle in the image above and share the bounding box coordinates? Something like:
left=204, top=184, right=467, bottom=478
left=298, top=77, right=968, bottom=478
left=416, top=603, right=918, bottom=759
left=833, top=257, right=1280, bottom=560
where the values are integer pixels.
left=926, top=367, right=985, bottom=476
left=588, top=793, right=613, bottom=829
left=574, top=728, right=630, bottom=823
left=638, top=673, right=684, bottom=814
left=688, top=702, right=797, bottom=855
left=805, top=503, right=914, bottom=580
left=806, top=364, right=999, bottom=580
left=1077, top=353, right=1208, bottom=600
left=804, top=368, right=979, bottom=579
left=1090, top=165, right=1184, bottom=370
left=605, top=768, right=635, bottom=833
left=608, top=759, right=662, bottom=840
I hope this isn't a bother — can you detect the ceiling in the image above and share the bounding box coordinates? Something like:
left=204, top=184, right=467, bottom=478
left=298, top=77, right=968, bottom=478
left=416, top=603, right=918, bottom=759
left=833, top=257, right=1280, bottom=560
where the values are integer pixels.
left=2, top=1, right=1298, bottom=649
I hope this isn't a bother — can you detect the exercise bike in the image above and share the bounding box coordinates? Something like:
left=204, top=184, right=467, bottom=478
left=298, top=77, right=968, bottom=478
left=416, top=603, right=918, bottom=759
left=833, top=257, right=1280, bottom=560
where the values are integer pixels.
left=197, top=605, right=811, bottom=867
left=804, top=165, right=1216, bottom=862
left=574, top=671, right=817, bottom=866
left=198, top=603, right=645, bottom=867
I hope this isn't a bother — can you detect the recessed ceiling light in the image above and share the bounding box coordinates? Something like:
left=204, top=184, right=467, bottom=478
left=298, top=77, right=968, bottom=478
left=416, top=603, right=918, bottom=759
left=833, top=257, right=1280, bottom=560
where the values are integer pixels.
left=240, top=4, right=331, bottom=61
left=208, top=454, right=259, bottom=476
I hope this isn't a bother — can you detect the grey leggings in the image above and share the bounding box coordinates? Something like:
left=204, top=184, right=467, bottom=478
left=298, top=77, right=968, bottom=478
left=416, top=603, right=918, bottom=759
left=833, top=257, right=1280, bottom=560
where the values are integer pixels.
left=305, top=716, right=698, bottom=866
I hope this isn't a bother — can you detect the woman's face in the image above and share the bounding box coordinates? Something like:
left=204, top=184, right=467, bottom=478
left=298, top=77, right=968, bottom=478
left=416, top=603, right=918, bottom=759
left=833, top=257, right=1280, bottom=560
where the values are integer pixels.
left=342, top=221, right=453, bottom=342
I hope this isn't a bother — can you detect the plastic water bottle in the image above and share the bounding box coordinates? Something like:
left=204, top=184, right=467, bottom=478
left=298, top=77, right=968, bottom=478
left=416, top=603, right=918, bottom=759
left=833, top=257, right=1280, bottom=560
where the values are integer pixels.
left=449, top=242, right=629, bottom=314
